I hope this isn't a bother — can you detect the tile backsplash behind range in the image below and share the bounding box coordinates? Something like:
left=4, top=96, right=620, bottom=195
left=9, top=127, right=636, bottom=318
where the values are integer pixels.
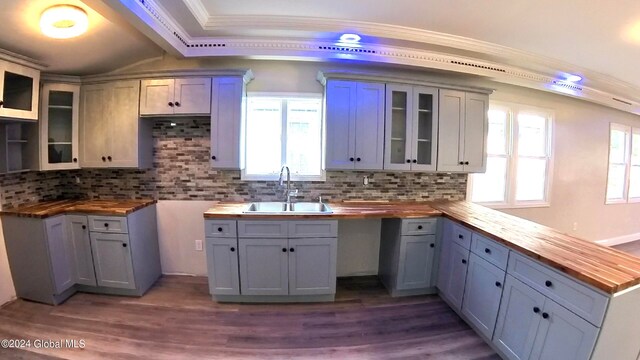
left=0, top=119, right=467, bottom=207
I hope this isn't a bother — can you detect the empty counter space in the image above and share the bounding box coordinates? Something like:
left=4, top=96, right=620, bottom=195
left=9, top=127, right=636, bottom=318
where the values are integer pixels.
left=1, top=199, right=160, bottom=305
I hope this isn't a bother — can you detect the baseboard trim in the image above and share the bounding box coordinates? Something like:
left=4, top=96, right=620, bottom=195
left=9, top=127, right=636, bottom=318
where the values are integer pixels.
left=596, top=233, right=640, bottom=247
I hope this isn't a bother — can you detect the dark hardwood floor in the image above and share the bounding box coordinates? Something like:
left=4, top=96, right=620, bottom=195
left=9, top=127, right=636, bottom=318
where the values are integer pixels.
left=0, top=276, right=499, bottom=359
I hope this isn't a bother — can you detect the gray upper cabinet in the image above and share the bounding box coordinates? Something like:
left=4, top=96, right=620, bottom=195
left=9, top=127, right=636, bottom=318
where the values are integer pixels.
left=325, top=80, right=385, bottom=170
left=0, top=59, right=40, bottom=120
left=39, top=83, right=80, bottom=170
left=66, top=215, right=96, bottom=287
left=205, top=237, right=240, bottom=295
left=238, top=237, right=289, bottom=296
left=80, top=80, right=152, bottom=168
left=437, top=90, right=488, bottom=173
left=90, top=232, right=136, bottom=290
left=210, top=76, right=244, bottom=169
left=288, top=237, right=337, bottom=295
left=45, top=216, right=75, bottom=295
left=461, top=253, right=506, bottom=339
left=384, top=84, right=438, bottom=171
left=140, top=78, right=212, bottom=116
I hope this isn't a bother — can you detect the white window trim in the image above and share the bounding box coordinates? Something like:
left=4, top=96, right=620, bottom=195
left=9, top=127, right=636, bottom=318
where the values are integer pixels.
left=468, top=101, right=554, bottom=209
left=605, top=123, right=633, bottom=204
left=240, top=92, right=326, bottom=182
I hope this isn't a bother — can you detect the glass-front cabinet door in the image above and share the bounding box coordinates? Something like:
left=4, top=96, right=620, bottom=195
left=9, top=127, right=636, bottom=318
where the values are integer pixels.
left=384, top=85, right=438, bottom=171
left=40, top=83, right=80, bottom=170
left=0, top=61, right=40, bottom=120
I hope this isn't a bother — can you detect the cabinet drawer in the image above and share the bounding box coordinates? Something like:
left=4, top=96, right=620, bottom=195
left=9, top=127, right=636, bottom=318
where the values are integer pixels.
left=88, top=216, right=128, bottom=234
left=238, top=221, right=288, bottom=238
left=451, top=222, right=472, bottom=249
left=471, top=233, right=509, bottom=270
left=289, top=221, right=338, bottom=238
left=401, top=218, right=437, bottom=235
left=205, top=220, right=237, bottom=238
left=508, top=252, right=608, bottom=326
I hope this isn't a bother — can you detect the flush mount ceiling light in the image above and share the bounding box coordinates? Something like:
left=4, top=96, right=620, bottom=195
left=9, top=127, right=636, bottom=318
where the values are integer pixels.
left=40, top=5, right=89, bottom=39
left=339, top=33, right=361, bottom=44
left=565, top=74, right=583, bottom=82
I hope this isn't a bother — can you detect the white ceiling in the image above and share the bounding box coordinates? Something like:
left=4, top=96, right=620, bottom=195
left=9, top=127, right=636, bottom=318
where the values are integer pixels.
left=0, top=0, right=161, bottom=75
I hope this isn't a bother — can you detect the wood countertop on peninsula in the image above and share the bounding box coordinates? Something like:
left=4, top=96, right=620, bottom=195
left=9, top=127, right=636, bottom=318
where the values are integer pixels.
left=204, top=200, right=640, bottom=294
left=0, top=199, right=157, bottom=218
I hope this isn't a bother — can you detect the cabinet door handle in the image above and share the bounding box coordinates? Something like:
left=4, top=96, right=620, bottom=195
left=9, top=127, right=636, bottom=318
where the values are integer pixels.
left=461, top=259, right=467, bottom=264
left=102, top=156, right=106, bottom=162
left=211, top=155, right=216, bottom=160
left=459, top=161, right=464, bottom=165
left=412, top=159, right=417, bottom=163
left=104, top=223, right=109, bottom=227
left=545, top=280, right=553, bottom=287
left=230, top=247, right=235, bottom=252
left=282, top=248, right=287, bottom=252
left=542, top=312, right=549, bottom=319
left=175, top=102, right=181, bottom=107
left=533, top=306, right=540, bottom=314
left=168, top=102, right=174, bottom=107
left=417, top=225, right=423, bottom=230
left=458, top=234, right=464, bottom=239
left=81, top=225, right=86, bottom=230
left=484, top=248, right=491, bottom=254
left=289, top=248, right=295, bottom=252
left=495, top=281, right=502, bottom=288
left=217, top=227, right=223, bottom=232
left=349, top=157, right=354, bottom=162
left=0, top=100, right=3, bottom=107
left=122, top=243, right=127, bottom=248
left=107, top=156, right=112, bottom=162
left=464, top=161, right=470, bottom=165
left=430, top=243, right=435, bottom=248
left=406, top=159, right=411, bottom=163
left=356, top=157, right=361, bottom=162
left=73, top=158, right=78, bottom=163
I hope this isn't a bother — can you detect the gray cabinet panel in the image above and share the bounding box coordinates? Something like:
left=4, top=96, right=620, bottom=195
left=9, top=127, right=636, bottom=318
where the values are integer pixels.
left=437, top=89, right=464, bottom=172
left=397, top=234, right=436, bottom=290
left=174, top=78, right=212, bottom=115
left=238, top=221, right=288, bottom=238
left=211, top=77, right=243, bottom=169
left=205, top=237, right=240, bottom=295
left=354, top=82, right=385, bottom=170
left=401, top=218, right=437, bottom=235
left=67, top=215, right=96, bottom=287
left=288, top=221, right=338, bottom=238
left=463, top=93, right=488, bottom=172
left=238, top=238, right=288, bottom=295
left=205, top=219, right=237, bottom=238
left=493, top=275, right=545, bottom=360
left=288, top=238, right=337, bottom=295
left=461, top=253, right=505, bottom=339
left=446, top=242, right=470, bottom=310
left=90, top=232, right=136, bottom=290
left=45, top=216, right=75, bottom=295
left=88, top=215, right=128, bottom=234
left=471, top=233, right=509, bottom=271
left=325, top=80, right=357, bottom=169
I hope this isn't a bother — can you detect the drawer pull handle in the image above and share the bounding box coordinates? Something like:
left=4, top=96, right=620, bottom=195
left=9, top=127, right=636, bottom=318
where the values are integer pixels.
left=82, top=225, right=86, bottom=230
left=484, top=248, right=491, bottom=254
left=122, top=243, right=127, bottom=248
left=104, top=223, right=109, bottom=227
left=545, top=280, right=553, bottom=287
left=290, top=248, right=295, bottom=252
left=282, top=248, right=287, bottom=252
left=542, top=312, right=549, bottom=319
left=430, top=243, right=435, bottom=248
left=217, top=227, right=223, bottom=232
left=533, top=307, right=540, bottom=314
left=417, top=225, right=423, bottom=230
left=461, top=259, right=467, bottom=264
left=230, top=247, right=235, bottom=252
left=458, top=234, right=463, bottom=239
left=495, top=281, right=502, bottom=288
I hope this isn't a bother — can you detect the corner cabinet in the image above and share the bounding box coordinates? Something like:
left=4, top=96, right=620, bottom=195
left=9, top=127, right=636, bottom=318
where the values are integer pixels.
left=39, top=83, right=80, bottom=170
left=210, top=77, right=245, bottom=169
left=437, top=90, right=488, bottom=172
left=325, top=80, right=385, bottom=170
left=140, top=78, right=212, bottom=116
left=0, top=60, right=40, bottom=120
left=80, top=81, right=153, bottom=168
left=384, top=84, right=438, bottom=171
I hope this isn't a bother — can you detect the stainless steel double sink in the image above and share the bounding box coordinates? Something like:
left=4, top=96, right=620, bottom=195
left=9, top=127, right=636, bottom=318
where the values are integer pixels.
left=243, top=202, right=333, bottom=214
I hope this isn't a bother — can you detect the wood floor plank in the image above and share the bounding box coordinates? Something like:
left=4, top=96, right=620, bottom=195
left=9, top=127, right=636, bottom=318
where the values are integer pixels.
left=0, top=275, right=499, bottom=359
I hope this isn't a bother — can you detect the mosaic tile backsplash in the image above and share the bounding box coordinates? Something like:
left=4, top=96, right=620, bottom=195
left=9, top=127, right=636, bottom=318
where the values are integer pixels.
left=0, top=119, right=467, bottom=208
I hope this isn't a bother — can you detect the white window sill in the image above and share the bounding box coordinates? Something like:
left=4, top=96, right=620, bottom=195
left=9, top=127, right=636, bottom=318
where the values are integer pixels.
left=474, top=202, right=550, bottom=210
left=241, top=172, right=326, bottom=182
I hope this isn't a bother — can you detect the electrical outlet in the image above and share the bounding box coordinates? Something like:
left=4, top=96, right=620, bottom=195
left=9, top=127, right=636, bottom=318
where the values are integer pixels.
left=195, top=239, right=203, bottom=251
left=75, top=176, right=80, bottom=184
left=363, top=176, right=369, bottom=185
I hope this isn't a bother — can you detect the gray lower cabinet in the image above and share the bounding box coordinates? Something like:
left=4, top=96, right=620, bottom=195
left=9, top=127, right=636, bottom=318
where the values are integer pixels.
left=288, top=237, right=337, bottom=295
left=205, top=237, right=240, bottom=295
left=238, top=237, right=289, bottom=295
left=67, top=215, right=97, bottom=286
left=461, top=253, right=505, bottom=339
left=90, top=232, right=136, bottom=290
left=438, top=240, right=470, bottom=310
left=493, top=275, right=598, bottom=360
left=44, top=216, right=75, bottom=295
left=396, top=235, right=436, bottom=290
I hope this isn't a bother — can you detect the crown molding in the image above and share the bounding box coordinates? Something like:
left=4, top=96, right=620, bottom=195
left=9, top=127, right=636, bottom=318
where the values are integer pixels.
left=0, top=48, right=47, bottom=71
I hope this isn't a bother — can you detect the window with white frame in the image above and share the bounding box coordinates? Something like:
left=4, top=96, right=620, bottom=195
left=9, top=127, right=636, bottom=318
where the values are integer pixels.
left=242, top=94, right=324, bottom=180
left=469, top=102, right=553, bottom=208
left=606, top=123, right=640, bottom=203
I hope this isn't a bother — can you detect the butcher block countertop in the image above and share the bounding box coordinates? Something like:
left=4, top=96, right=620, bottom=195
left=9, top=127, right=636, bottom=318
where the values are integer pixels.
left=0, top=199, right=157, bottom=218
left=205, top=200, right=640, bottom=294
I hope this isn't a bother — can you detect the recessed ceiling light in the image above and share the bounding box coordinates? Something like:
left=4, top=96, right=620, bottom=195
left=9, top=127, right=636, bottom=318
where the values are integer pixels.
left=40, top=5, right=89, bottom=39
left=565, top=74, right=583, bottom=82
left=339, top=33, right=361, bottom=43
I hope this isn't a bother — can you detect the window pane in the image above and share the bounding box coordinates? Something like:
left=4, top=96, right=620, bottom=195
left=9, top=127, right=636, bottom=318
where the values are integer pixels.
left=286, top=99, right=322, bottom=176
left=516, top=158, right=547, bottom=201
left=245, top=98, right=282, bottom=175
left=632, top=131, right=640, bottom=166
left=487, top=109, right=508, bottom=155
left=606, top=164, right=627, bottom=200
left=609, top=128, right=628, bottom=164
left=518, top=114, right=547, bottom=157
left=629, top=165, right=640, bottom=199
left=471, top=156, right=507, bottom=203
